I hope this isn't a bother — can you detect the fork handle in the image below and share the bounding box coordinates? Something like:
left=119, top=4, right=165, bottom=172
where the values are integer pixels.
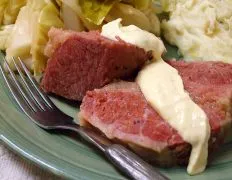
left=63, top=125, right=169, bottom=180
left=105, top=144, right=169, bottom=180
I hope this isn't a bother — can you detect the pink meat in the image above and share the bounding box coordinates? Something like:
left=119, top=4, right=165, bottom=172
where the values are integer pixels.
left=41, top=28, right=148, bottom=101
left=80, top=61, right=232, bottom=166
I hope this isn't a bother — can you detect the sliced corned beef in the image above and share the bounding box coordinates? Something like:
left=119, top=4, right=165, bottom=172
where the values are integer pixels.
left=79, top=61, right=232, bottom=166
left=41, top=28, right=148, bottom=101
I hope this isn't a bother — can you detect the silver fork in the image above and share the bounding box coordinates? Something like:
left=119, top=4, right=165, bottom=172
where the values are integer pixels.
left=0, top=57, right=169, bottom=180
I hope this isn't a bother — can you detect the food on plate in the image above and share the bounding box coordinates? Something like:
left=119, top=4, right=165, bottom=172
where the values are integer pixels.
left=161, top=0, right=232, bottom=63
left=137, top=60, right=210, bottom=174
left=0, top=0, right=26, bottom=25
left=1, top=0, right=232, bottom=176
left=41, top=18, right=232, bottom=174
left=101, top=18, right=165, bottom=60
left=4, top=0, right=63, bottom=75
left=0, top=25, right=14, bottom=50
left=100, top=19, right=207, bottom=174
left=80, top=61, right=232, bottom=174
left=105, top=2, right=160, bottom=35
left=1, top=0, right=160, bottom=75
left=101, top=18, right=210, bottom=174
left=41, top=27, right=149, bottom=101
left=0, top=0, right=7, bottom=24
left=58, top=0, right=160, bottom=34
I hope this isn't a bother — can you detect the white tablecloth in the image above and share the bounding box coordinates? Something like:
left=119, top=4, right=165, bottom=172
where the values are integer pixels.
left=0, top=143, right=62, bottom=180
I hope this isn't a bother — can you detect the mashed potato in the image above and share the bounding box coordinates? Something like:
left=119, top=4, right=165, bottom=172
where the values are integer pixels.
left=162, top=0, right=232, bottom=63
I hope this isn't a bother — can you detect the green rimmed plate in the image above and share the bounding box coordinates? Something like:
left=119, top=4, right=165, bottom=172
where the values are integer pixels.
left=0, top=50, right=232, bottom=180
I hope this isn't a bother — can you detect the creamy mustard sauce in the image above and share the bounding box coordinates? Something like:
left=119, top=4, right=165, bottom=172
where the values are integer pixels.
left=101, top=18, right=165, bottom=60
left=162, top=0, right=232, bottom=63
left=101, top=19, right=210, bottom=175
left=136, top=61, right=210, bottom=175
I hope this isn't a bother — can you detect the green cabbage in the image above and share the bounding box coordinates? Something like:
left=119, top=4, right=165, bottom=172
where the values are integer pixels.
left=107, top=3, right=152, bottom=31
left=79, top=0, right=119, bottom=25
left=3, top=0, right=27, bottom=25
left=5, top=5, right=32, bottom=62
left=106, top=2, right=160, bottom=35
left=0, top=25, right=14, bottom=50
left=77, top=0, right=153, bottom=25
left=60, top=1, right=85, bottom=31
left=60, top=0, right=101, bottom=30
left=6, top=0, right=64, bottom=74
left=0, top=0, right=7, bottom=25
left=61, top=0, right=156, bottom=31
left=124, top=0, right=152, bottom=10
left=26, top=0, right=48, bottom=10
left=59, top=0, right=82, bottom=15
left=55, top=0, right=62, bottom=7
left=32, top=2, right=64, bottom=75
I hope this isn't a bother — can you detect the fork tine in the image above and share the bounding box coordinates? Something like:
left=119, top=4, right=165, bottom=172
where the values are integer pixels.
left=0, top=60, right=34, bottom=116
left=3, top=58, right=39, bottom=112
left=12, top=57, right=46, bottom=111
left=18, top=57, right=55, bottom=109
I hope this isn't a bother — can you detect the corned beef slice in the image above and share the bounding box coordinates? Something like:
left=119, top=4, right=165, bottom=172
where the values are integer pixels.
left=41, top=28, right=148, bottom=101
left=80, top=61, right=232, bottom=166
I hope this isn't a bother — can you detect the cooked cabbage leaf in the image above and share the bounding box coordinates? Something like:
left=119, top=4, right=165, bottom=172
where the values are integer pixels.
left=0, top=25, right=14, bottom=50
left=0, top=0, right=8, bottom=25
left=123, top=0, right=152, bottom=10
left=60, top=0, right=101, bottom=30
left=60, top=2, right=85, bottom=31
left=3, top=0, right=27, bottom=25
left=79, top=0, right=119, bottom=25
left=6, top=6, right=33, bottom=62
left=106, top=3, right=151, bottom=31
left=6, top=0, right=63, bottom=74
left=59, top=0, right=82, bottom=15
left=26, top=0, right=48, bottom=10
left=32, top=2, right=64, bottom=75
left=55, top=0, right=62, bottom=7
left=106, top=2, right=160, bottom=35
left=61, top=0, right=156, bottom=32
left=6, top=0, right=49, bottom=62
left=134, top=0, right=151, bottom=9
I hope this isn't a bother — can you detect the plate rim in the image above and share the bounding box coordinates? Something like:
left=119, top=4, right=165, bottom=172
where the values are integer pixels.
left=0, top=134, right=75, bottom=179
left=0, top=126, right=127, bottom=180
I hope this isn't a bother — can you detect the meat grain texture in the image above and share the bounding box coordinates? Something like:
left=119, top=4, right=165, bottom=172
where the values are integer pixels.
left=41, top=28, right=148, bottom=101
left=80, top=61, right=232, bottom=166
